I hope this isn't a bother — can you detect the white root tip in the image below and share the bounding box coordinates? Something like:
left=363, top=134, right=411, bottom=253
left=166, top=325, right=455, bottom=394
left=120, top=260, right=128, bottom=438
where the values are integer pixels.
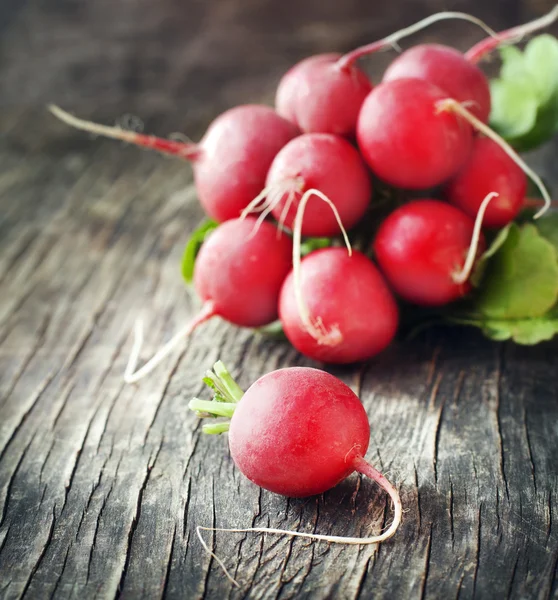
left=452, top=192, right=499, bottom=285
left=49, top=104, right=136, bottom=143
left=195, top=455, right=402, bottom=586
left=292, top=189, right=352, bottom=346
left=123, top=303, right=216, bottom=384
left=436, top=99, right=551, bottom=219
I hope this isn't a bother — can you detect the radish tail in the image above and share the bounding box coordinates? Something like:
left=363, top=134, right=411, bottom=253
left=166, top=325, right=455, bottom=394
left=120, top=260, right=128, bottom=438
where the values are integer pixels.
left=465, top=5, right=558, bottom=63
left=195, top=453, right=402, bottom=587
left=292, top=189, right=351, bottom=346
left=124, top=302, right=217, bottom=384
left=436, top=99, right=551, bottom=219
left=337, top=11, right=497, bottom=69
left=452, top=191, right=498, bottom=285
left=48, top=105, right=200, bottom=160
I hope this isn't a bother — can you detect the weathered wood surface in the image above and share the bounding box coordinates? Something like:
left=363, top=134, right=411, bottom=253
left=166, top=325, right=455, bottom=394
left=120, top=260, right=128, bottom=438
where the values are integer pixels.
left=2, top=0, right=558, bottom=598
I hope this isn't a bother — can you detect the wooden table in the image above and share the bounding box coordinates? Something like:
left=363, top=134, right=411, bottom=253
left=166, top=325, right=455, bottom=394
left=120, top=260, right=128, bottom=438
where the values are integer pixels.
left=1, top=1, right=557, bottom=598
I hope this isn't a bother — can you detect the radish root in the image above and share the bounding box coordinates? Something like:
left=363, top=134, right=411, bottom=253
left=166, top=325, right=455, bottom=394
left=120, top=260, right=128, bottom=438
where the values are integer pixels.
left=124, top=302, right=216, bottom=384
left=436, top=99, right=551, bottom=219
left=292, top=189, right=352, bottom=346
left=48, top=105, right=200, bottom=160
left=196, top=454, right=402, bottom=588
left=452, top=191, right=498, bottom=285
left=466, top=4, right=558, bottom=63
left=337, top=11, right=498, bottom=69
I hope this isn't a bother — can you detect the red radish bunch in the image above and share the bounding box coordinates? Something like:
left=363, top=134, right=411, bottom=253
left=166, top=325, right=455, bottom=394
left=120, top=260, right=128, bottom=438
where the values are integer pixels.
left=49, top=8, right=557, bottom=380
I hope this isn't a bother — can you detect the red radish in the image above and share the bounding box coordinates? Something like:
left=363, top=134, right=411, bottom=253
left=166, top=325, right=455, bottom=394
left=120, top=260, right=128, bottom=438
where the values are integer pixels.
left=444, top=137, right=527, bottom=228
left=48, top=104, right=299, bottom=222
left=124, top=218, right=292, bottom=383
left=356, top=78, right=473, bottom=190
left=373, top=199, right=486, bottom=306
left=381, top=7, right=558, bottom=123
left=275, top=12, right=495, bottom=137
left=188, top=361, right=402, bottom=585
left=275, top=53, right=372, bottom=137
left=435, top=99, right=551, bottom=218
left=251, top=133, right=371, bottom=237
left=279, top=248, right=399, bottom=363
left=382, top=45, right=491, bottom=122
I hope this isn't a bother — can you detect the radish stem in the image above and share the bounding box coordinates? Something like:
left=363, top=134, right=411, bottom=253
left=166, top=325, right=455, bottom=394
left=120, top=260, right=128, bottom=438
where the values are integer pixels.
left=465, top=4, right=558, bottom=63
left=337, top=12, right=497, bottom=70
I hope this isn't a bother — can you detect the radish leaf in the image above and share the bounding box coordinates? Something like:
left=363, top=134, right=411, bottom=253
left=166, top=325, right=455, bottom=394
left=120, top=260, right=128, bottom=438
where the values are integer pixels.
left=490, top=34, right=558, bottom=151
left=181, top=218, right=218, bottom=283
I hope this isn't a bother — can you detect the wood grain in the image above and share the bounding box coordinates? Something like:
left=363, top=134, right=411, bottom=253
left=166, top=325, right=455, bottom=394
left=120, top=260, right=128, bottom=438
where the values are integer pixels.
left=1, top=0, right=558, bottom=598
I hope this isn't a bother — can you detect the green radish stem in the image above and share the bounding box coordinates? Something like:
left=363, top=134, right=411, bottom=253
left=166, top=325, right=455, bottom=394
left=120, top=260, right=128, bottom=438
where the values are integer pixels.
left=337, top=11, right=498, bottom=70
left=436, top=98, right=551, bottom=219
left=452, top=191, right=498, bottom=285
left=291, top=189, right=352, bottom=346
left=465, top=4, right=558, bottom=63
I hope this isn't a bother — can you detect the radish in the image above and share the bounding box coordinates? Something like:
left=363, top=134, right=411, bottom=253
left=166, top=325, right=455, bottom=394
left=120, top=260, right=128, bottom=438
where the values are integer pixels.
left=444, top=137, right=527, bottom=228
left=356, top=78, right=473, bottom=190
left=435, top=99, right=551, bottom=218
left=188, top=361, right=402, bottom=586
left=382, top=45, right=491, bottom=123
left=381, top=7, right=558, bottom=123
left=246, top=133, right=371, bottom=237
left=124, top=217, right=292, bottom=383
left=279, top=248, right=399, bottom=363
left=373, top=199, right=490, bottom=306
left=48, top=104, right=299, bottom=222
left=275, top=12, right=496, bottom=137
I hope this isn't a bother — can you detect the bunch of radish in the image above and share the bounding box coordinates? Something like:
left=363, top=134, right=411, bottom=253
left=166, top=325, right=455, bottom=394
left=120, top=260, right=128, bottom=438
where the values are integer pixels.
left=49, top=7, right=558, bottom=585
left=50, top=6, right=558, bottom=376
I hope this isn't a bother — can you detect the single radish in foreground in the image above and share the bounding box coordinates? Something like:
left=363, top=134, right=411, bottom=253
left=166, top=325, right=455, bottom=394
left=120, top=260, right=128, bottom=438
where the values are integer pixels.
left=124, top=218, right=292, bottom=383
left=49, top=104, right=299, bottom=222
left=279, top=248, right=399, bottom=363
left=356, top=78, right=473, bottom=189
left=188, top=361, right=402, bottom=585
left=373, top=199, right=489, bottom=306
left=444, top=136, right=527, bottom=228
left=382, top=7, right=558, bottom=123
left=275, top=11, right=496, bottom=137
left=244, top=133, right=371, bottom=237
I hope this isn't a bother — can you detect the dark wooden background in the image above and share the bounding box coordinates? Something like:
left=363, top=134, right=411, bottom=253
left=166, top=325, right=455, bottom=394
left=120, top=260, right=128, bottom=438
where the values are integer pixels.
left=1, top=0, right=558, bottom=598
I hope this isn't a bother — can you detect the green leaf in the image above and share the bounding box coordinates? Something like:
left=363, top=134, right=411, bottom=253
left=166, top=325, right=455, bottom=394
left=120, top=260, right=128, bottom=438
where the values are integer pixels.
left=536, top=212, right=558, bottom=255
left=453, top=315, right=558, bottom=345
left=489, top=34, right=558, bottom=151
left=181, top=218, right=218, bottom=283
left=523, top=34, right=558, bottom=105
left=474, top=224, right=558, bottom=319
left=470, top=224, right=512, bottom=287
left=489, top=78, right=538, bottom=140
left=300, top=237, right=332, bottom=256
